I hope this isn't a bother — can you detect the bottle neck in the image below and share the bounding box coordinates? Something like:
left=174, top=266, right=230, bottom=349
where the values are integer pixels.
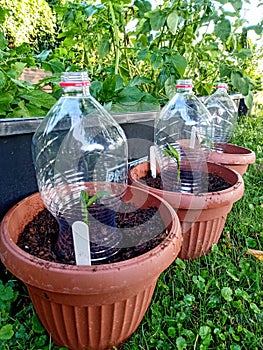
left=59, top=72, right=91, bottom=96
left=216, top=83, right=228, bottom=93
left=176, top=79, right=193, bottom=93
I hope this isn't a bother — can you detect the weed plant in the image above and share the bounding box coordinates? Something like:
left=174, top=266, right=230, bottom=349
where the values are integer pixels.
left=0, top=109, right=262, bottom=349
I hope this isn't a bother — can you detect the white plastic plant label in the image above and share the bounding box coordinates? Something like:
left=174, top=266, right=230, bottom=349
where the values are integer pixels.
left=72, top=221, right=91, bottom=266
left=150, top=145, right=156, bottom=178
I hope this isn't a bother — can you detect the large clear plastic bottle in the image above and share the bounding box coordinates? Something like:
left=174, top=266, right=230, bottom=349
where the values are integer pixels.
left=204, top=82, right=238, bottom=152
left=154, top=79, right=212, bottom=194
left=32, top=72, right=128, bottom=263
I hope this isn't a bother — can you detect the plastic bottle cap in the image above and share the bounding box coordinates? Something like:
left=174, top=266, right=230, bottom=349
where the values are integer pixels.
left=59, top=81, right=91, bottom=87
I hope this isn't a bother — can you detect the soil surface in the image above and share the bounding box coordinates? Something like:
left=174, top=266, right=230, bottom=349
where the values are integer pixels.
left=17, top=173, right=230, bottom=266
left=140, top=170, right=231, bottom=192
left=17, top=203, right=168, bottom=265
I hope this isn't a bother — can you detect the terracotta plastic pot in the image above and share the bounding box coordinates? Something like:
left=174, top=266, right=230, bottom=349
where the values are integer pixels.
left=129, top=162, right=244, bottom=260
left=0, top=185, right=182, bottom=350
left=208, top=143, right=256, bottom=175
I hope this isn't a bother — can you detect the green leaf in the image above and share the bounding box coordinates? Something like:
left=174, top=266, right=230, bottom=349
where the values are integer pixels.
left=0, top=31, right=8, bottom=50
left=149, top=10, right=166, bottom=31
left=176, top=336, right=187, bottom=349
left=32, top=313, right=45, bottom=334
left=168, top=326, right=176, bottom=338
left=134, top=0, right=152, bottom=17
left=167, top=11, right=178, bottom=34
left=26, top=103, right=48, bottom=117
left=84, top=4, right=103, bottom=18
left=101, top=75, right=123, bottom=101
left=214, top=19, right=231, bottom=41
left=150, top=53, right=163, bottom=70
left=140, top=93, right=160, bottom=108
left=235, top=48, right=252, bottom=60
left=43, top=60, right=65, bottom=73
left=90, top=80, right=103, bottom=99
left=162, top=143, right=180, bottom=181
left=0, top=324, right=14, bottom=340
left=136, top=18, right=151, bottom=35
left=199, top=325, right=211, bottom=338
left=86, top=190, right=111, bottom=207
left=0, top=91, right=14, bottom=111
left=219, top=65, right=231, bottom=78
left=137, top=48, right=149, bottom=61
left=63, top=36, right=77, bottom=49
left=11, top=62, right=27, bottom=78
left=231, top=0, right=242, bottom=12
left=251, top=24, right=263, bottom=35
left=20, top=90, right=56, bottom=109
left=165, top=76, right=176, bottom=100
left=117, top=86, right=145, bottom=104
left=10, top=78, right=29, bottom=89
left=0, top=286, right=14, bottom=301
left=244, top=91, right=253, bottom=108
left=98, top=37, right=111, bottom=58
left=231, top=72, right=249, bottom=96
left=128, top=76, right=152, bottom=87
left=0, top=71, right=7, bottom=90
left=221, top=287, right=233, bottom=301
left=12, top=101, right=30, bottom=118
left=171, top=54, right=187, bottom=77
left=34, top=50, right=51, bottom=62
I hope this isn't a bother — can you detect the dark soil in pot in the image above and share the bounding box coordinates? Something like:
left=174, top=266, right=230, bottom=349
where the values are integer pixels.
left=17, top=203, right=168, bottom=265
left=140, top=170, right=231, bottom=192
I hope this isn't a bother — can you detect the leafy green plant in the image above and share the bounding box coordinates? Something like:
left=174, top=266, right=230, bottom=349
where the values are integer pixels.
left=162, top=143, right=181, bottom=182
left=0, top=0, right=56, bottom=52
left=0, top=27, right=54, bottom=117
left=0, top=0, right=262, bottom=118
left=80, top=189, right=111, bottom=225
left=44, top=0, right=262, bottom=110
left=0, top=9, right=57, bottom=119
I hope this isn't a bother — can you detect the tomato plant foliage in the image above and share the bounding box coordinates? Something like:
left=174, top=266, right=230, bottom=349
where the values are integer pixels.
left=0, top=0, right=262, bottom=116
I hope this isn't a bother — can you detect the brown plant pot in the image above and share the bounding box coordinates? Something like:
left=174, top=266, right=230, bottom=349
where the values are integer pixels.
left=129, top=162, right=244, bottom=260
left=0, top=185, right=182, bottom=350
left=208, top=143, right=256, bottom=175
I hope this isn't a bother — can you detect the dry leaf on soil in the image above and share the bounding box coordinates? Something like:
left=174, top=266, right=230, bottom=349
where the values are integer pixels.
left=246, top=248, right=263, bottom=261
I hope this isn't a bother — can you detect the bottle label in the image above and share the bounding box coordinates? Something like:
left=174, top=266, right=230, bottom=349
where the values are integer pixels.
left=106, top=163, right=127, bottom=183
left=176, top=84, right=193, bottom=89
left=59, top=81, right=91, bottom=87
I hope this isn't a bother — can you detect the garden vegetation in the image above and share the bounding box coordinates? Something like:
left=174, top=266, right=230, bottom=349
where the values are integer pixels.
left=0, top=0, right=262, bottom=117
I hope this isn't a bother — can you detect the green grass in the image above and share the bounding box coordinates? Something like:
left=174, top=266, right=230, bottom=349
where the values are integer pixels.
left=0, top=110, right=262, bottom=350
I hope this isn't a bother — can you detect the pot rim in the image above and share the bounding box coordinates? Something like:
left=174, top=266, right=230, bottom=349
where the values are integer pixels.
left=129, top=161, right=244, bottom=210
left=209, top=143, right=256, bottom=164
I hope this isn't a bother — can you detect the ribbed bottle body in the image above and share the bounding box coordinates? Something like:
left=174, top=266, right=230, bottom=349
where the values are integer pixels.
left=154, top=79, right=212, bottom=193
left=205, top=83, right=238, bottom=152
left=32, top=72, right=128, bottom=262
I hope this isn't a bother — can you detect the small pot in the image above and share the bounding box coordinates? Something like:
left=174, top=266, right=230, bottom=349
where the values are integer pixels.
left=129, top=162, right=244, bottom=260
left=0, top=185, right=182, bottom=350
left=208, top=143, right=256, bottom=175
